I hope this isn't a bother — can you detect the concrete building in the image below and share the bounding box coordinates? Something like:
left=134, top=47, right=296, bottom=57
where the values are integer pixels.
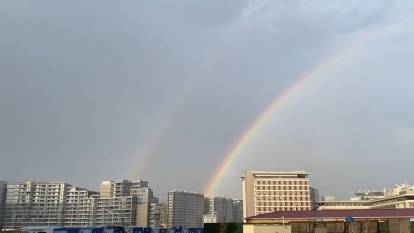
left=203, top=213, right=218, bottom=223
left=0, top=181, right=7, bottom=229
left=64, top=186, right=98, bottom=226
left=242, top=171, right=311, bottom=218
left=157, top=201, right=168, bottom=228
left=95, top=196, right=137, bottom=226
left=97, top=180, right=156, bottom=227
left=232, top=199, right=243, bottom=223
left=167, top=191, right=204, bottom=228
left=309, top=187, right=320, bottom=210
left=1, top=179, right=156, bottom=228
left=203, top=197, right=234, bottom=223
left=2, top=182, right=71, bottom=227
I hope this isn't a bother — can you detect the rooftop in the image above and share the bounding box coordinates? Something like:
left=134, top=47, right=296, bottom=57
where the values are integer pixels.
left=247, top=209, right=414, bottom=222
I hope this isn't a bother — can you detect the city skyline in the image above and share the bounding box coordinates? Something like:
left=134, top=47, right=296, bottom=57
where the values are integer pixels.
left=2, top=0, right=414, bottom=199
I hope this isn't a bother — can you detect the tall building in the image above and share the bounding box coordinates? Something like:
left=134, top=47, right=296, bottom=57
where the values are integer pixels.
left=158, top=201, right=169, bottom=228
left=97, top=180, right=156, bottom=227
left=242, top=170, right=311, bottom=218
left=203, top=197, right=234, bottom=223
left=310, top=187, right=320, bottom=210
left=0, top=181, right=7, bottom=229
left=95, top=196, right=137, bottom=226
left=232, top=199, right=243, bottom=223
left=64, top=186, right=98, bottom=226
left=167, top=191, right=204, bottom=228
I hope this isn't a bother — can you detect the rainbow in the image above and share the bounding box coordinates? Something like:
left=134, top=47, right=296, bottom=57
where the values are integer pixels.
left=203, top=30, right=380, bottom=196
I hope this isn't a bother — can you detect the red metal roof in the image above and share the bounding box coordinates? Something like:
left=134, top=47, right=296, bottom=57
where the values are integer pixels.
left=248, top=209, right=414, bottom=219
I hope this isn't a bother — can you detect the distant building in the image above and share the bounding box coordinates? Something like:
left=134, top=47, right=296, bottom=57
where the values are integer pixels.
left=203, top=212, right=218, bottom=223
left=95, top=196, right=137, bottom=226
left=0, top=179, right=156, bottom=228
left=158, top=201, right=168, bottom=228
left=242, top=170, right=311, bottom=218
left=2, top=181, right=97, bottom=228
left=64, top=186, right=98, bottom=226
left=319, top=184, right=414, bottom=210
left=203, top=197, right=234, bottom=223
left=97, top=180, right=156, bottom=227
left=0, top=181, right=7, bottom=229
left=232, top=200, right=243, bottom=223
left=309, top=187, right=320, bottom=210
left=167, top=191, right=204, bottom=228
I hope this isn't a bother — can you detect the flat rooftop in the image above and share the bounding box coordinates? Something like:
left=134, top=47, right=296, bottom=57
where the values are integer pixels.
left=246, top=209, right=414, bottom=223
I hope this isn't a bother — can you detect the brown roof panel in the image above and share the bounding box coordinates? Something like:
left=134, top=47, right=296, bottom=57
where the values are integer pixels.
left=248, top=209, right=414, bottom=220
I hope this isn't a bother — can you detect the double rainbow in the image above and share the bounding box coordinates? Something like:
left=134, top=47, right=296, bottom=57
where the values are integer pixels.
left=203, top=30, right=379, bottom=196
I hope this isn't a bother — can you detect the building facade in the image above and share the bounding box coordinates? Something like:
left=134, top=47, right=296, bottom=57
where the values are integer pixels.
left=3, top=182, right=71, bottom=227
left=1, top=179, right=156, bottom=228
left=242, top=171, right=311, bottom=218
left=167, top=191, right=204, bottom=228
left=64, top=186, right=98, bottom=226
left=0, top=181, right=7, bottom=229
left=232, top=199, right=243, bottom=223
left=97, top=180, right=156, bottom=227
left=203, top=197, right=239, bottom=223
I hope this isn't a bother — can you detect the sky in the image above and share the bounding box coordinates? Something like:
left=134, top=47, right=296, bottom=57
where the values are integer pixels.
left=1, top=0, right=414, bottom=200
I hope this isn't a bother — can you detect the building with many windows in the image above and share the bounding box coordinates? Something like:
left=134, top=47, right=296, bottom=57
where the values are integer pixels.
left=64, top=186, right=98, bottom=226
left=0, top=179, right=157, bottom=229
left=203, top=197, right=243, bottom=223
left=3, top=182, right=71, bottom=227
left=242, top=171, right=311, bottom=218
left=167, top=191, right=204, bottom=228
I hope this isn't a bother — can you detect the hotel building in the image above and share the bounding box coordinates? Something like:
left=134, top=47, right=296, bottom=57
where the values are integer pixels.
left=242, top=171, right=311, bottom=218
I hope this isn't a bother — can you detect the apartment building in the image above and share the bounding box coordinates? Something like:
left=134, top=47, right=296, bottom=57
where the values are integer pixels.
left=1, top=179, right=156, bottom=228
left=167, top=191, right=204, bottom=228
left=64, top=186, right=98, bottom=226
left=2, top=182, right=70, bottom=227
left=95, top=196, right=137, bottom=226
left=242, top=170, right=311, bottom=218
left=97, top=180, right=156, bottom=227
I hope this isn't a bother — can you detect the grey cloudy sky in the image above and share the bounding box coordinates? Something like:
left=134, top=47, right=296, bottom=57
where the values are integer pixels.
left=1, top=0, right=414, bottom=199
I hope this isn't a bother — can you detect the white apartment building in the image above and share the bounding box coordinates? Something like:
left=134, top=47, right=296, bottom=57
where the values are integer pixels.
left=64, top=186, right=98, bottom=226
left=3, top=182, right=70, bottom=227
left=97, top=180, right=156, bottom=227
left=242, top=171, right=311, bottom=218
left=1, top=179, right=156, bottom=228
left=167, top=191, right=204, bottom=228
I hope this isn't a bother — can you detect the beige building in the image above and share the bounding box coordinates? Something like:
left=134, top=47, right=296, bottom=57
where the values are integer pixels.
left=242, top=171, right=311, bottom=218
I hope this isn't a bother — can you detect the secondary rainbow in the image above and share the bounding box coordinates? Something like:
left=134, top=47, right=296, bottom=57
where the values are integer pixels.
left=203, top=33, right=375, bottom=196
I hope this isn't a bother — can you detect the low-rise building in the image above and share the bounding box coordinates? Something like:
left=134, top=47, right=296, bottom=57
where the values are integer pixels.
left=319, top=184, right=414, bottom=210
